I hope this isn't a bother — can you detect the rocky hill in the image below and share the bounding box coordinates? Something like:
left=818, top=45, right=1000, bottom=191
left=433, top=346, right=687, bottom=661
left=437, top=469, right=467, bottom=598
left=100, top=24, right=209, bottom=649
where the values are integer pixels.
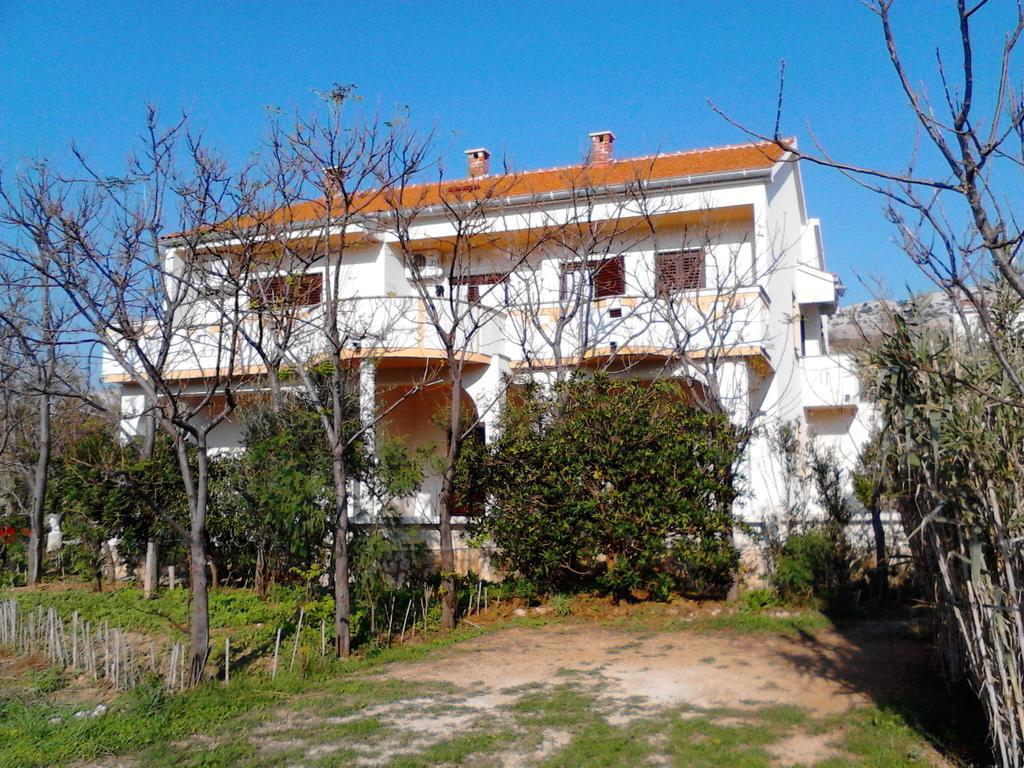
left=829, top=290, right=962, bottom=351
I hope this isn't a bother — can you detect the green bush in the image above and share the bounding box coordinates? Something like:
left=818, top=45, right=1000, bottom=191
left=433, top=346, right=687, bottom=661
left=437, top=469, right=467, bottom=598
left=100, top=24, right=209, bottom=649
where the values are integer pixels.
left=467, top=374, right=744, bottom=600
left=741, top=588, right=781, bottom=611
left=772, top=530, right=850, bottom=608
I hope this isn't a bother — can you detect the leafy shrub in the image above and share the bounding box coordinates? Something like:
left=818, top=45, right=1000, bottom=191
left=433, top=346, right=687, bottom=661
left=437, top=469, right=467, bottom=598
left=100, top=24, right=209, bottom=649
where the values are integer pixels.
left=772, top=529, right=852, bottom=610
left=467, top=374, right=744, bottom=600
left=742, top=588, right=781, bottom=611
left=208, top=393, right=331, bottom=595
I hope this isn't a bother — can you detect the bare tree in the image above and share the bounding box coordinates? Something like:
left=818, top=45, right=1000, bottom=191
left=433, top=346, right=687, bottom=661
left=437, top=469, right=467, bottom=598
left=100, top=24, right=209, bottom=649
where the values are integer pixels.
left=212, top=88, right=434, bottom=656
left=0, top=171, right=85, bottom=585
left=0, top=110, right=249, bottom=683
left=384, top=164, right=556, bottom=629
left=712, top=3, right=1024, bottom=763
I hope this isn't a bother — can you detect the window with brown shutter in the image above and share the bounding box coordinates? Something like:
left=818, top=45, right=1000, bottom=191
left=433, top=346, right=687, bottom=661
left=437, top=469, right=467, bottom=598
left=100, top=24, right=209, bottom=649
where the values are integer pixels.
left=655, top=249, right=704, bottom=294
left=450, top=272, right=508, bottom=304
left=250, top=273, right=323, bottom=309
left=561, top=256, right=625, bottom=300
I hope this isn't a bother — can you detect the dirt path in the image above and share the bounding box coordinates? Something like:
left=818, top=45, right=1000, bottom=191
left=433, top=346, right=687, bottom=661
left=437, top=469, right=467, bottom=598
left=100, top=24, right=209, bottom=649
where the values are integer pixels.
left=381, top=622, right=917, bottom=717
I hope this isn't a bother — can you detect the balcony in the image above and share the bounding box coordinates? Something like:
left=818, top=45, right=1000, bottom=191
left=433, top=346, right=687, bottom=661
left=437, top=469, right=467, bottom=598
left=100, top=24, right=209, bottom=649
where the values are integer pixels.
left=800, top=354, right=860, bottom=411
left=101, top=296, right=506, bottom=384
left=506, top=287, right=772, bottom=370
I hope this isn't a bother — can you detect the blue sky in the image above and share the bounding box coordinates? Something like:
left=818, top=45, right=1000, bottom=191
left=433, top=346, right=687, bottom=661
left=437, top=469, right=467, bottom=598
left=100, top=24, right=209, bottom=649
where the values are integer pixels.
left=1, top=1, right=1013, bottom=303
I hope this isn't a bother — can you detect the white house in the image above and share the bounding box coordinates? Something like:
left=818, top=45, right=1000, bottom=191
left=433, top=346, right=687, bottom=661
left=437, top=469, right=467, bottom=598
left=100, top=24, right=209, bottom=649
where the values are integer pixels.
left=102, top=132, right=872, bottom=568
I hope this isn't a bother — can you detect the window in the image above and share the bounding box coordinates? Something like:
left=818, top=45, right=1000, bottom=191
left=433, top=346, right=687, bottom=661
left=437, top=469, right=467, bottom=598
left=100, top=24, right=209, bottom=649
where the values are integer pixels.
left=561, top=256, right=625, bottom=300
left=655, top=249, right=704, bottom=294
left=250, top=273, right=323, bottom=309
left=451, top=272, right=508, bottom=304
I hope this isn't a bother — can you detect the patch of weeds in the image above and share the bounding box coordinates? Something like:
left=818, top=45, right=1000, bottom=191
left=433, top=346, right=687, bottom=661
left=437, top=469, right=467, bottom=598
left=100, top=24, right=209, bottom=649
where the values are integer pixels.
left=741, top=588, right=782, bottom=611
left=691, top=608, right=832, bottom=637
left=665, top=710, right=779, bottom=767
left=698, top=656, right=716, bottom=664
left=310, top=746, right=360, bottom=767
left=296, top=677, right=437, bottom=718
left=542, top=715, right=662, bottom=767
left=514, top=684, right=600, bottom=729
left=164, top=740, right=259, bottom=768
left=388, top=727, right=520, bottom=767
left=500, top=681, right=545, bottom=695
left=835, top=706, right=935, bottom=767
left=756, top=704, right=808, bottom=729
left=31, top=666, right=66, bottom=694
left=549, top=593, right=573, bottom=617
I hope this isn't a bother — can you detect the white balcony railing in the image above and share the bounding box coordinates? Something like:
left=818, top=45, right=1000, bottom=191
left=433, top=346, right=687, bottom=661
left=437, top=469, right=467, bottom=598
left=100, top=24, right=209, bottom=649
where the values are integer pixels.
left=102, top=289, right=772, bottom=382
left=800, top=354, right=860, bottom=410
left=506, top=287, right=771, bottom=365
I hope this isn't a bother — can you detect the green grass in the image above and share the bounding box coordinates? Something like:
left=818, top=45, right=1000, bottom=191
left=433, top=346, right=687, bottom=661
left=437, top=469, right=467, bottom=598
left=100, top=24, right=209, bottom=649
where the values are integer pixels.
left=8, top=585, right=329, bottom=659
left=0, top=587, right=980, bottom=767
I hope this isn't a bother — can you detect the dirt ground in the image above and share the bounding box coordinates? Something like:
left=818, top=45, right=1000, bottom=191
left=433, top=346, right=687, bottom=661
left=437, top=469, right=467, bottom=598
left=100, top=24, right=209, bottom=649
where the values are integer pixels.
left=382, top=622, right=901, bottom=716
left=248, top=620, right=953, bottom=767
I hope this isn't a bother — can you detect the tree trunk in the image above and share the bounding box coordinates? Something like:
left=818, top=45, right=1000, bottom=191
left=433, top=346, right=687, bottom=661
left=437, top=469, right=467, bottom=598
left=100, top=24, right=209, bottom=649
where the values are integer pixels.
left=27, top=389, right=51, bottom=587
left=331, top=457, right=351, bottom=658
left=179, top=438, right=211, bottom=685
left=869, top=491, right=888, bottom=601
left=255, top=543, right=268, bottom=598
left=437, top=377, right=463, bottom=631
left=437, top=465, right=457, bottom=630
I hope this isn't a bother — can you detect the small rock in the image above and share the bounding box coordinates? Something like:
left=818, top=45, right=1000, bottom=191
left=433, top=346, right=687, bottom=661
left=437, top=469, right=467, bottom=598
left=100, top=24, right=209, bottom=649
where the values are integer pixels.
left=49, top=716, right=63, bottom=724
left=513, top=608, right=527, bottom=617
left=92, top=704, right=108, bottom=717
left=709, top=608, right=721, bottom=616
left=532, top=606, right=551, bottom=615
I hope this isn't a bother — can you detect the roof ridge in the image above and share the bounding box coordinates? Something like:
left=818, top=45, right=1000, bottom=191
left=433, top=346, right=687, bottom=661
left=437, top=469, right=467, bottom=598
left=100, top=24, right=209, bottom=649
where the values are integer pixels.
left=478, top=138, right=784, bottom=182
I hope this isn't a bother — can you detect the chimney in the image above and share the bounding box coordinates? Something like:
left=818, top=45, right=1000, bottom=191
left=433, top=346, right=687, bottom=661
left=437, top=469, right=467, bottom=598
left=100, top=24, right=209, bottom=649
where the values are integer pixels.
left=465, top=148, right=491, bottom=177
left=588, top=131, right=615, bottom=165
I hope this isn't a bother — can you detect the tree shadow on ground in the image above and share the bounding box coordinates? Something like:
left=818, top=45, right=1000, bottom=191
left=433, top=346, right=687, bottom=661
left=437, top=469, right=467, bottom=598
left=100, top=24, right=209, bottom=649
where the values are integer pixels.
left=781, top=613, right=990, bottom=766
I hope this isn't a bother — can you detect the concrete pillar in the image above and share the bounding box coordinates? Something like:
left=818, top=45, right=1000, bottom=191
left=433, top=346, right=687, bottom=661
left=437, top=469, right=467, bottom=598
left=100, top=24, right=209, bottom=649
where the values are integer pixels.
left=356, top=359, right=376, bottom=518
left=717, top=360, right=752, bottom=427
left=118, top=393, right=148, bottom=443
left=464, top=356, right=510, bottom=444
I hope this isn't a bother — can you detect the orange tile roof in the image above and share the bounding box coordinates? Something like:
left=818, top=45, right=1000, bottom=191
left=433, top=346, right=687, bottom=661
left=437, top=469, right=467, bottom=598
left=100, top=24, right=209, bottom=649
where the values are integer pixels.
left=171, top=140, right=788, bottom=239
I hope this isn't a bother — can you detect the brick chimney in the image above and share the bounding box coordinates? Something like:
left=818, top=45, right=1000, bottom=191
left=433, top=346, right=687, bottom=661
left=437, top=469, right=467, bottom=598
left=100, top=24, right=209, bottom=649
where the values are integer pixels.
left=589, top=131, right=615, bottom=165
left=465, top=148, right=491, bottom=177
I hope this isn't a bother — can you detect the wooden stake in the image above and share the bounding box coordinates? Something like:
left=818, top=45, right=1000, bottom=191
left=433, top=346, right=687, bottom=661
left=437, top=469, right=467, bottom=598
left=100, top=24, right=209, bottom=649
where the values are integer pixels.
left=224, top=637, right=230, bottom=685
left=289, top=609, right=305, bottom=673
left=400, top=599, right=412, bottom=643
left=271, top=627, right=282, bottom=679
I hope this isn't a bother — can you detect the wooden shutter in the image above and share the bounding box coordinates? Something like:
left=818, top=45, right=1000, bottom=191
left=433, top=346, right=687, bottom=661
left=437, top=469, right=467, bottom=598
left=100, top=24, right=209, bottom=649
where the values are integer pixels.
left=451, top=272, right=507, bottom=304
left=251, top=273, right=322, bottom=309
left=592, top=257, right=625, bottom=298
left=655, top=250, right=704, bottom=294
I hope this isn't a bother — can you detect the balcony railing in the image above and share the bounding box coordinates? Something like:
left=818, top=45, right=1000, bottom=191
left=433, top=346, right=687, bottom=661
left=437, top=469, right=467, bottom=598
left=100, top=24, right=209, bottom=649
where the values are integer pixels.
left=800, top=354, right=860, bottom=410
left=102, top=289, right=772, bottom=382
